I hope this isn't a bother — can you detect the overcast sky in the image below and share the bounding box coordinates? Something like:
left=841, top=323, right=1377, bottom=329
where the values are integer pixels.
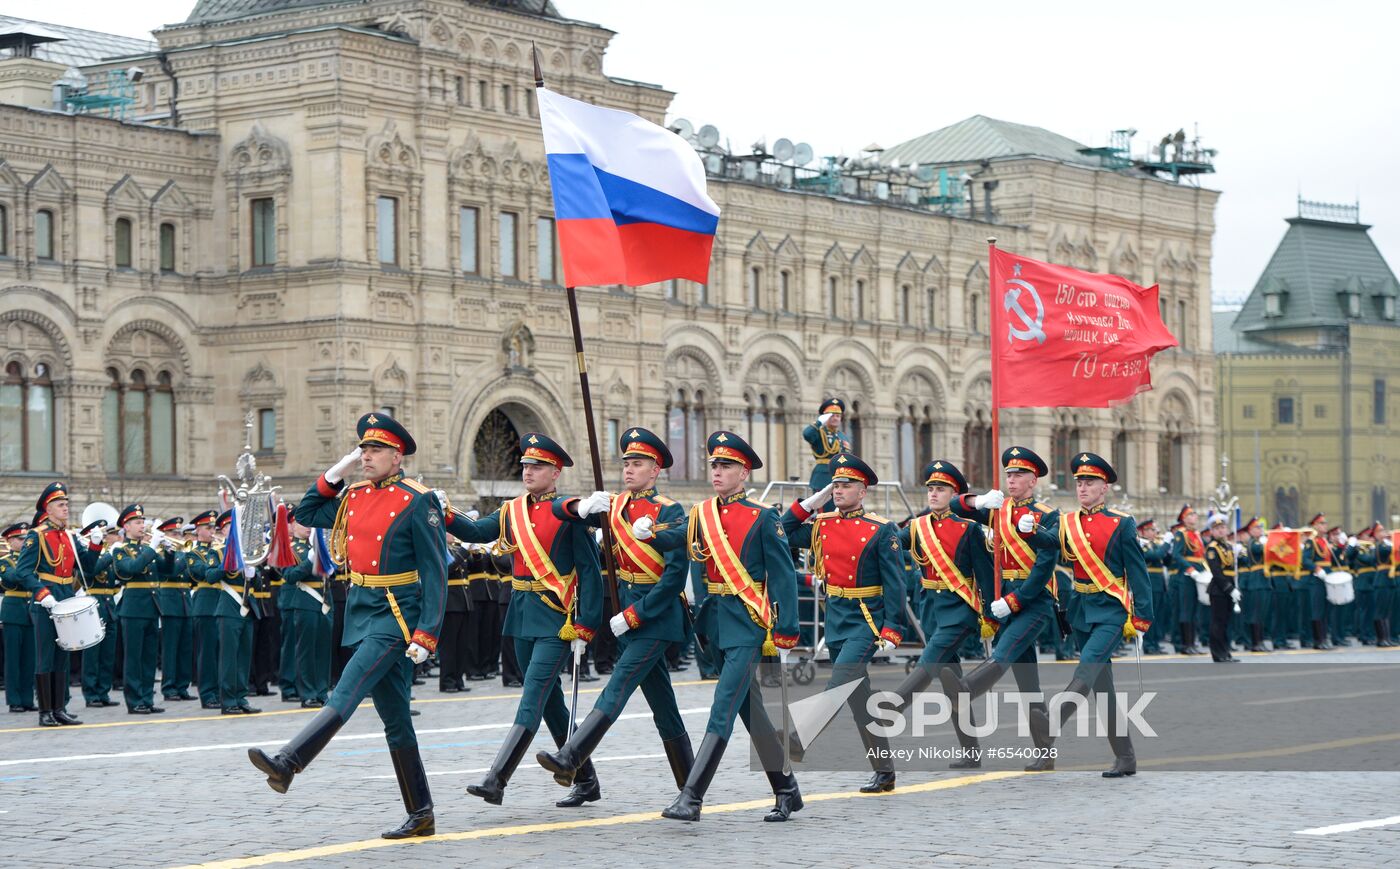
left=34, top=0, right=1399, bottom=302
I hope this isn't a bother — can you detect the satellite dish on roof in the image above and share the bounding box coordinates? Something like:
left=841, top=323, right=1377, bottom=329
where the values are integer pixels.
left=671, top=118, right=694, bottom=139
left=793, top=142, right=814, bottom=166
left=773, top=138, right=794, bottom=162
left=697, top=125, right=720, bottom=149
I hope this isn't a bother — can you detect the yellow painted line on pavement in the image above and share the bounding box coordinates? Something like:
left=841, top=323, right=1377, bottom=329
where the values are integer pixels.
left=170, top=769, right=1030, bottom=869
left=0, top=679, right=712, bottom=736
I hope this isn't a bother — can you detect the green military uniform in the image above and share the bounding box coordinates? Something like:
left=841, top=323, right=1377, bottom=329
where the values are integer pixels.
left=781, top=451, right=906, bottom=792
left=153, top=518, right=195, bottom=702
left=111, top=514, right=169, bottom=713
left=80, top=528, right=122, bottom=706
left=1378, top=534, right=1396, bottom=647
left=204, top=512, right=261, bottom=715
left=1349, top=531, right=1378, bottom=645
left=1, top=524, right=37, bottom=712
left=1300, top=517, right=1335, bottom=649
left=281, top=537, right=332, bottom=706
left=1137, top=519, right=1170, bottom=654
left=534, top=427, right=694, bottom=803
left=448, top=431, right=604, bottom=807
left=1238, top=519, right=1270, bottom=651
left=275, top=558, right=299, bottom=701
left=662, top=430, right=801, bottom=824
left=801, top=397, right=852, bottom=512
left=1167, top=508, right=1208, bottom=654
left=185, top=510, right=224, bottom=708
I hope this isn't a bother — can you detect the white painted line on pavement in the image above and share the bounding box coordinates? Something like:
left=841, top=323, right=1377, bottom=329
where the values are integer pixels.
left=1242, top=689, right=1392, bottom=706
left=1296, top=815, right=1400, bottom=836
left=364, top=752, right=669, bottom=779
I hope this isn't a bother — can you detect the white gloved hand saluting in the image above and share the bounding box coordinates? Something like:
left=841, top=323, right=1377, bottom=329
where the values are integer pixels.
left=405, top=642, right=430, bottom=665
left=800, top=483, right=834, bottom=514
left=609, top=611, right=631, bottom=637
left=990, top=597, right=1012, bottom=620
left=1017, top=513, right=1036, bottom=534
left=632, top=515, right=654, bottom=541
left=974, top=489, right=1005, bottom=510
left=817, top=413, right=834, bottom=426
left=577, top=491, right=612, bottom=518
left=325, top=447, right=363, bottom=485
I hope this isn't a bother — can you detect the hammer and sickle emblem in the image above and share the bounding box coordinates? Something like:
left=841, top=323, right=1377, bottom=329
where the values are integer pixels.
left=1003, top=278, right=1047, bottom=345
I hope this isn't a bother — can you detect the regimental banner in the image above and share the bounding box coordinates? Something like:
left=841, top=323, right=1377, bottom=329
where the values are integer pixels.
left=988, top=246, right=1178, bottom=408
left=1265, top=528, right=1305, bottom=577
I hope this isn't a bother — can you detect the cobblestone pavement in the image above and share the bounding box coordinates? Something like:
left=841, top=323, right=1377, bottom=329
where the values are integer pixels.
left=4, top=648, right=1399, bottom=868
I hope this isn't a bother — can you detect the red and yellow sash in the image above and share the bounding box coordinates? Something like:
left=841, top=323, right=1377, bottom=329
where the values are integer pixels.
left=911, top=516, right=980, bottom=613
left=1062, top=511, right=1130, bottom=614
left=997, top=503, right=1055, bottom=596
left=692, top=497, right=771, bottom=630
left=609, top=492, right=664, bottom=581
left=1183, top=529, right=1207, bottom=566
left=1391, top=531, right=1400, bottom=577
left=506, top=496, right=576, bottom=614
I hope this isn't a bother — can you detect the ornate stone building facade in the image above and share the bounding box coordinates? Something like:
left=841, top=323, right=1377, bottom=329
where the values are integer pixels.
left=0, top=1, right=1217, bottom=519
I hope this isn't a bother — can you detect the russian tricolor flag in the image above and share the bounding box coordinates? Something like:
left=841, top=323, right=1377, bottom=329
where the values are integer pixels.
left=539, top=88, right=720, bottom=287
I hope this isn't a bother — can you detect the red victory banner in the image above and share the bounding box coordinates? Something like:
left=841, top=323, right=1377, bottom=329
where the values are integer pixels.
left=988, top=244, right=1178, bottom=409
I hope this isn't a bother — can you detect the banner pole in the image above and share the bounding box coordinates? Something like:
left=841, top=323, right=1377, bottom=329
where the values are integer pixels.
left=988, top=237, right=1004, bottom=601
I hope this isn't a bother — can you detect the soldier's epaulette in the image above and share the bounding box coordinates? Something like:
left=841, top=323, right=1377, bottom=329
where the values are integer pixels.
left=863, top=512, right=892, bottom=525
left=654, top=494, right=676, bottom=506
left=345, top=480, right=373, bottom=492
left=398, top=478, right=430, bottom=496
left=814, top=511, right=840, bottom=521
left=1035, top=502, right=1053, bottom=512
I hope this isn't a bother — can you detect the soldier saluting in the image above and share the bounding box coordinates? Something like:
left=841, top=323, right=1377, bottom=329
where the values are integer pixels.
left=780, top=451, right=906, bottom=793
left=249, top=412, right=446, bottom=840
left=536, top=426, right=695, bottom=799
left=446, top=432, right=604, bottom=809
left=802, top=397, right=851, bottom=512
left=1028, top=453, right=1153, bottom=776
left=663, top=431, right=801, bottom=823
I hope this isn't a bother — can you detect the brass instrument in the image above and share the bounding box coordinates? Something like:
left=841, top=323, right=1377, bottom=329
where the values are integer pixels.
left=216, top=412, right=281, bottom=569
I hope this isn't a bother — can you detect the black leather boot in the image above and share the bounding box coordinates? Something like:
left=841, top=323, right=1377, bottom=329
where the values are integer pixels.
left=890, top=663, right=935, bottom=710
left=661, top=733, right=694, bottom=790
left=857, top=717, right=896, bottom=793
left=949, top=683, right=983, bottom=770
left=536, top=709, right=612, bottom=787
left=1102, top=732, right=1137, bottom=778
left=382, top=745, right=435, bottom=839
left=1248, top=624, right=1264, bottom=652
left=35, top=674, right=57, bottom=727
left=662, top=732, right=725, bottom=821
left=467, top=724, right=533, bottom=805
left=1312, top=620, right=1333, bottom=650
left=50, top=672, right=81, bottom=725
left=763, top=769, right=803, bottom=821
left=247, top=706, right=345, bottom=794
left=555, top=758, right=600, bottom=807
left=1027, top=678, right=1092, bottom=772
left=939, top=660, right=1002, bottom=724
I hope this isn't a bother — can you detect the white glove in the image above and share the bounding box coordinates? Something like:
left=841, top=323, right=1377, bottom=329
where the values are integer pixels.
left=609, top=611, right=631, bottom=637
left=1230, top=588, right=1242, bottom=603
left=632, top=515, right=654, bottom=541
left=433, top=489, right=448, bottom=510
left=817, top=413, right=833, bottom=426
left=973, top=489, right=1005, bottom=510
left=149, top=530, right=166, bottom=551
left=405, top=642, right=430, bottom=664
left=800, top=483, right=834, bottom=514
left=577, top=490, right=612, bottom=518
left=1348, top=536, right=1359, bottom=547
left=778, top=647, right=791, bottom=665
left=1233, top=543, right=1247, bottom=557
left=593, top=528, right=604, bottom=545
left=243, top=564, right=257, bottom=580
left=1138, top=538, right=1150, bottom=551
left=1017, top=513, right=1036, bottom=533
left=1314, top=568, right=1326, bottom=579
left=87, top=527, right=105, bottom=546
left=38, top=595, right=57, bottom=610
left=571, top=638, right=587, bottom=657
left=990, top=597, right=1012, bottom=619
left=325, top=447, right=363, bottom=485
left=1193, top=569, right=1212, bottom=584
left=74, top=587, right=88, bottom=598
left=1163, top=532, right=1176, bottom=543
left=465, top=509, right=480, bottom=521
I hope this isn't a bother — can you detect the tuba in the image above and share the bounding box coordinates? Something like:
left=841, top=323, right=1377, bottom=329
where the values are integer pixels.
left=216, top=413, right=281, bottom=568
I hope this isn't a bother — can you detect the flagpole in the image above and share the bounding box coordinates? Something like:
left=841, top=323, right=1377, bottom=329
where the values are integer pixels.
left=535, top=45, right=621, bottom=615
left=987, top=237, right=1004, bottom=601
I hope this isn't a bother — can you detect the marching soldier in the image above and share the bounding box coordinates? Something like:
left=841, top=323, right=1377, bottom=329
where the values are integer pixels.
left=780, top=451, right=905, bottom=792
left=445, top=432, right=604, bottom=808
left=205, top=509, right=262, bottom=715
left=491, top=546, right=523, bottom=687
left=1237, top=518, right=1269, bottom=652
left=81, top=522, right=122, bottom=707
left=1377, top=525, right=1395, bottom=647
left=940, top=446, right=1060, bottom=771
left=13, top=483, right=102, bottom=726
left=1137, top=519, right=1171, bottom=655
left=275, top=528, right=300, bottom=703
left=280, top=517, right=331, bottom=708
left=1301, top=513, right=1335, bottom=649
left=151, top=516, right=195, bottom=703
left=251, top=411, right=446, bottom=839
left=662, top=430, right=801, bottom=823
left=1168, top=506, right=1208, bottom=654
left=1268, top=521, right=1301, bottom=650
left=1204, top=513, right=1241, bottom=662
left=1350, top=525, right=1378, bottom=645
left=889, top=460, right=993, bottom=768
left=113, top=504, right=170, bottom=714
left=1, top=522, right=38, bottom=713
left=802, top=397, right=851, bottom=511
left=186, top=510, right=224, bottom=708
left=464, top=537, right=497, bottom=681
left=1028, top=453, right=1153, bottom=776
left=439, top=539, right=473, bottom=692
left=536, top=427, right=695, bottom=800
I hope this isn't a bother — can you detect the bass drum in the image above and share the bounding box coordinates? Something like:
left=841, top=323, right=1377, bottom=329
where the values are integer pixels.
left=51, top=594, right=106, bottom=651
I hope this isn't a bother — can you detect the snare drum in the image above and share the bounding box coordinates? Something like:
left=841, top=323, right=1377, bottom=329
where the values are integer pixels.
left=51, top=594, right=107, bottom=651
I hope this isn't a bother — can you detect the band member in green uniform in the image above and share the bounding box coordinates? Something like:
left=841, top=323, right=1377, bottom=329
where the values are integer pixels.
left=446, top=432, right=604, bottom=808
left=280, top=517, right=331, bottom=707
left=889, top=460, right=994, bottom=768
left=1301, top=513, right=1335, bottom=650
left=205, top=508, right=261, bottom=716
left=1236, top=518, right=1268, bottom=652
left=147, top=516, right=193, bottom=702
left=1136, top=519, right=1170, bottom=655
left=662, top=431, right=801, bottom=823
left=536, top=427, right=694, bottom=799
left=250, top=412, right=446, bottom=839
left=802, top=398, right=851, bottom=512
left=780, top=451, right=905, bottom=792
left=1, top=522, right=38, bottom=713
left=1029, top=454, right=1153, bottom=776
left=81, top=522, right=122, bottom=707
left=186, top=511, right=224, bottom=708
left=112, top=504, right=171, bottom=715
left=13, top=483, right=102, bottom=726
left=1168, top=505, right=1208, bottom=654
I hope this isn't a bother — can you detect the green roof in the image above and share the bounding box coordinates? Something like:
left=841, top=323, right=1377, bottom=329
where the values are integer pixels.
left=1232, top=216, right=1399, bottom=335
left=881, top=115, right=1094, bottom=167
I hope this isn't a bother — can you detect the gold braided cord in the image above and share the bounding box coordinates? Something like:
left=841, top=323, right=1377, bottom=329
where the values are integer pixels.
left=495, top=502, right=519, bottom=555
left=329, top=493, right=351, bottom=568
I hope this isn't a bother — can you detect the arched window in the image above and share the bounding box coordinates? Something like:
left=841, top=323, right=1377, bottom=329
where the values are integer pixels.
left=1157, top=432, right=1183, bottom=495
left=827, top=276, right=839, bottom=318
left=748, top=266, right=762, bottom=309
left=665, top=388, right=708, bottom=481
left=969, top=292, right=982, bottom=333
left=114, top=217, right=133, bottom=268
left=35, top=209, right=54, bottom=260
left=963, top=413, right=993, bottom=490
left=854, top=279, right=866, bottom=321
left=1051, top=426, right=1081, bottom=491
left=778, top=270, right=791, bottom=312
left=900, top=284, right=911, bottom=323
left=847, top=399, right=863, bottom=454
left=159, top=223, right=176, bottom=272
left=925, top=287, right=937, bottom=329
left=1112, top=429, right=1129, bottom=491
left=1274, top=486, right=1300, bottom=528
left=0, top=360, right=55, bottom=471
left=0, top=203, right=8, bottom=256
left=104, top=367, right=177, bottom=475
left=743, top=363, right=792, bottom=481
